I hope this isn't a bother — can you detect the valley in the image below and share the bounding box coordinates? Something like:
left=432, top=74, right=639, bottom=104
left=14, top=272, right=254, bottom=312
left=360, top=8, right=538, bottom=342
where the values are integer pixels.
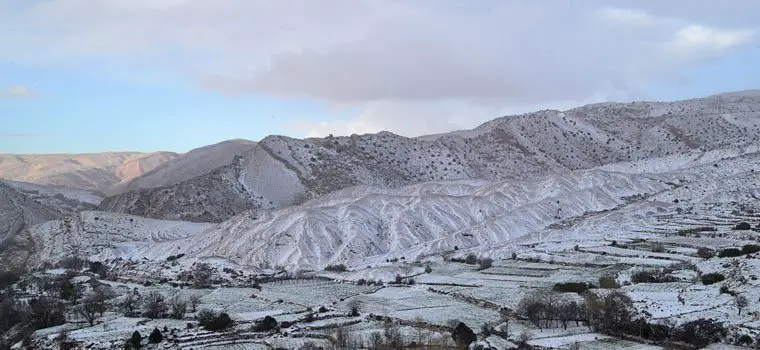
left=2, top=91, right=760, bottom=349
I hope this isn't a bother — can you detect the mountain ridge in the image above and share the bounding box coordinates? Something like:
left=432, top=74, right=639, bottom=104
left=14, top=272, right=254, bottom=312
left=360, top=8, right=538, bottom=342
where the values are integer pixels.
left=100, top=91, right=760, bottom=222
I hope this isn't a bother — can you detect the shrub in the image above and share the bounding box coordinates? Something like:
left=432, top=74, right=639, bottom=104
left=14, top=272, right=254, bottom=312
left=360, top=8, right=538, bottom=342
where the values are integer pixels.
left=478, top=258, right=493, bottom=269
left=424, top=265, right=432, bottom=273
left=253, top=315, right=278, bottom=332
left=324, top=264, right=347, bottom=272
left=148, top=328, right=162, bottom=343
left=465, top=254, right=478, bottom=265
left=451, top=322, right=477, bottom=349
left=701, top=273, right=725, bottom=285
left=719, top=285, right=734, bottom=295
left=198, top=310, right=234, bottom=331
left=631, top=270, right=678, bottom=284
left=675, top=319, right=727, bottom=348
left=0, top=271, right=20, bottom=289
left=718, top=248, right=743, bottom=258
left=734, top=222, right=752, bottom=230
left=742, top=244, right=760, bottom=255
left=598, top=276, right=619, bottom=289
left=129, top=331, right=142, bottom=349
left=697, top=247, right=715, bottom=259
left=553, top=282, right=594, bottom=294
left=737, top=334, right=753, bottom=346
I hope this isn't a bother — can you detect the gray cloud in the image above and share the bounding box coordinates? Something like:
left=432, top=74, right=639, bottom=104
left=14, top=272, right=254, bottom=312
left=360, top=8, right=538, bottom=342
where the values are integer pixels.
left=0, top=0, right=757, bottom=137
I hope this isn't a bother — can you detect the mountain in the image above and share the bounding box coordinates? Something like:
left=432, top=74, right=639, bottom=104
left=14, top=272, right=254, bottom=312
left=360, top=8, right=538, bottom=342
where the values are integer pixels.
left=30, top=142, right=760, bottom=270
left=100, top=91, right=760, bottom=222
left=107, top=139, right=257, bottom=195
left=0, top=180, right=103, bottom=268
left=0, top=152, right=179, bottom=192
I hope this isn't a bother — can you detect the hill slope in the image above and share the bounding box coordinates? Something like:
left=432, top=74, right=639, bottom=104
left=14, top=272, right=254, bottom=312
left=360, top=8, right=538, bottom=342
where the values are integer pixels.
left=0, top=152, right=179, bottom=192
left=0, top=180, right=102, bottom=268
left=108, top=139, right=257, bottom=195
left=100, top=91, right=760, bottom=222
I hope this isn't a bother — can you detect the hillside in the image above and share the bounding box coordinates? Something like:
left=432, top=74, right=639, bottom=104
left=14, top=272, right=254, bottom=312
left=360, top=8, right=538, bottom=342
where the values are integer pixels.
left=108, top=139, right=257, bottom=195
left=0, top=151, right=179, bottom=192
left=28, top=143, right=760, bottom=271
left=100, top=91, right=760, bottom=222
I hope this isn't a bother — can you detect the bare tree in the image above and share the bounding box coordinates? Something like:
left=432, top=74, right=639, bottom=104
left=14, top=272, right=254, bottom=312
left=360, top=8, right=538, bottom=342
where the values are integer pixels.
left=120, top=288, right=141, bottom=317
left=169, top=296, right=188, bottom=319
left=367, top=332, right=384, bottom=350
left=192, top=263, right=213, bottom=288
left=334, top=325, right=358, bottom=349
left=557, top=302, right=575, bottom=330
left=76, top=297, right=99, bottom=326
left=348, top=299, right=360, bottom=317
left=735, top=294, right=749, bottom=315
left=658, top=318, right=677, bottom=340
left=382, top=320, right=403, bottom=349
left=142, top=292, right=168, bottom=319
left=518, top=329, right=532, bottom=344
left=188, top=294, right=202, bottom=313
left=92, top=285, right=115, bottom=317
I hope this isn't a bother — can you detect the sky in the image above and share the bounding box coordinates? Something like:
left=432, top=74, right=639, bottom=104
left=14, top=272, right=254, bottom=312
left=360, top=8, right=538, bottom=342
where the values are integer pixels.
left=0, top=0, right=759, bottom=154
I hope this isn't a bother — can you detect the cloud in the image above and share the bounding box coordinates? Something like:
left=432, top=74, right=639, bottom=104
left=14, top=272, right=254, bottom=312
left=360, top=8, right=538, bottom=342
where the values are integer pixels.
left=288, top=93, right=628, bottom=138
left=0, top=85, right=34, bottom=98
left=669, top=26, right=755, bottom=54
left=0, top=1, right=757, bottom=136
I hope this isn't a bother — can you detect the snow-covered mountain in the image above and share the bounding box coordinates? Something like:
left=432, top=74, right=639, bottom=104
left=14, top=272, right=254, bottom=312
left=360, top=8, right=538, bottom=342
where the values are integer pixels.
left=107, top=139, right=257, bottom=195
left=101, top=91, right=760, bottom=222
left=27, top=142, right=760, bottom=271
left=0, top=180, right=103, bottom=268
left=0, top=151, right=179, bottom=192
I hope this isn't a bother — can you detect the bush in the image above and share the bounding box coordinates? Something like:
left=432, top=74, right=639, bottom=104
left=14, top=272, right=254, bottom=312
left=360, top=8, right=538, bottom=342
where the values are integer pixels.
left=701, top=273, right=725, bottom=285
left=148, top=328, right=163, bottom=343
left=451, top=322, right=477, bottom=349
left=198, top=310, right=234, bottom=331
left=478, top=258, right=493, bottom=269
left=719, top=285, right=737, bottom=296
left=697, top=247, right=715, bottom=259
left=631, top=270, right=678, bottom=284
left=742, top=244, right=760, bottom=255
left=0, top=271, right=20, bottom=289
left=424, top=265, right=432, bottom=273
left=737, top=334, right=753, bottom=346
left=718, top=248, right=743, bottom=258
left=129, top=331, right=142, bottom=349
left=598, top=276, right=619, bottom=289
left=675, top=319, right=727, bottom=348
left=324, top=264, right=347, bottom=272
left=253, top=315, right=278, bottom=332
left=553, top=282, right=594, bottom=294
left=465, top=254, right=478, bottom=265
left=734, top=222, right=752, bottom=230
